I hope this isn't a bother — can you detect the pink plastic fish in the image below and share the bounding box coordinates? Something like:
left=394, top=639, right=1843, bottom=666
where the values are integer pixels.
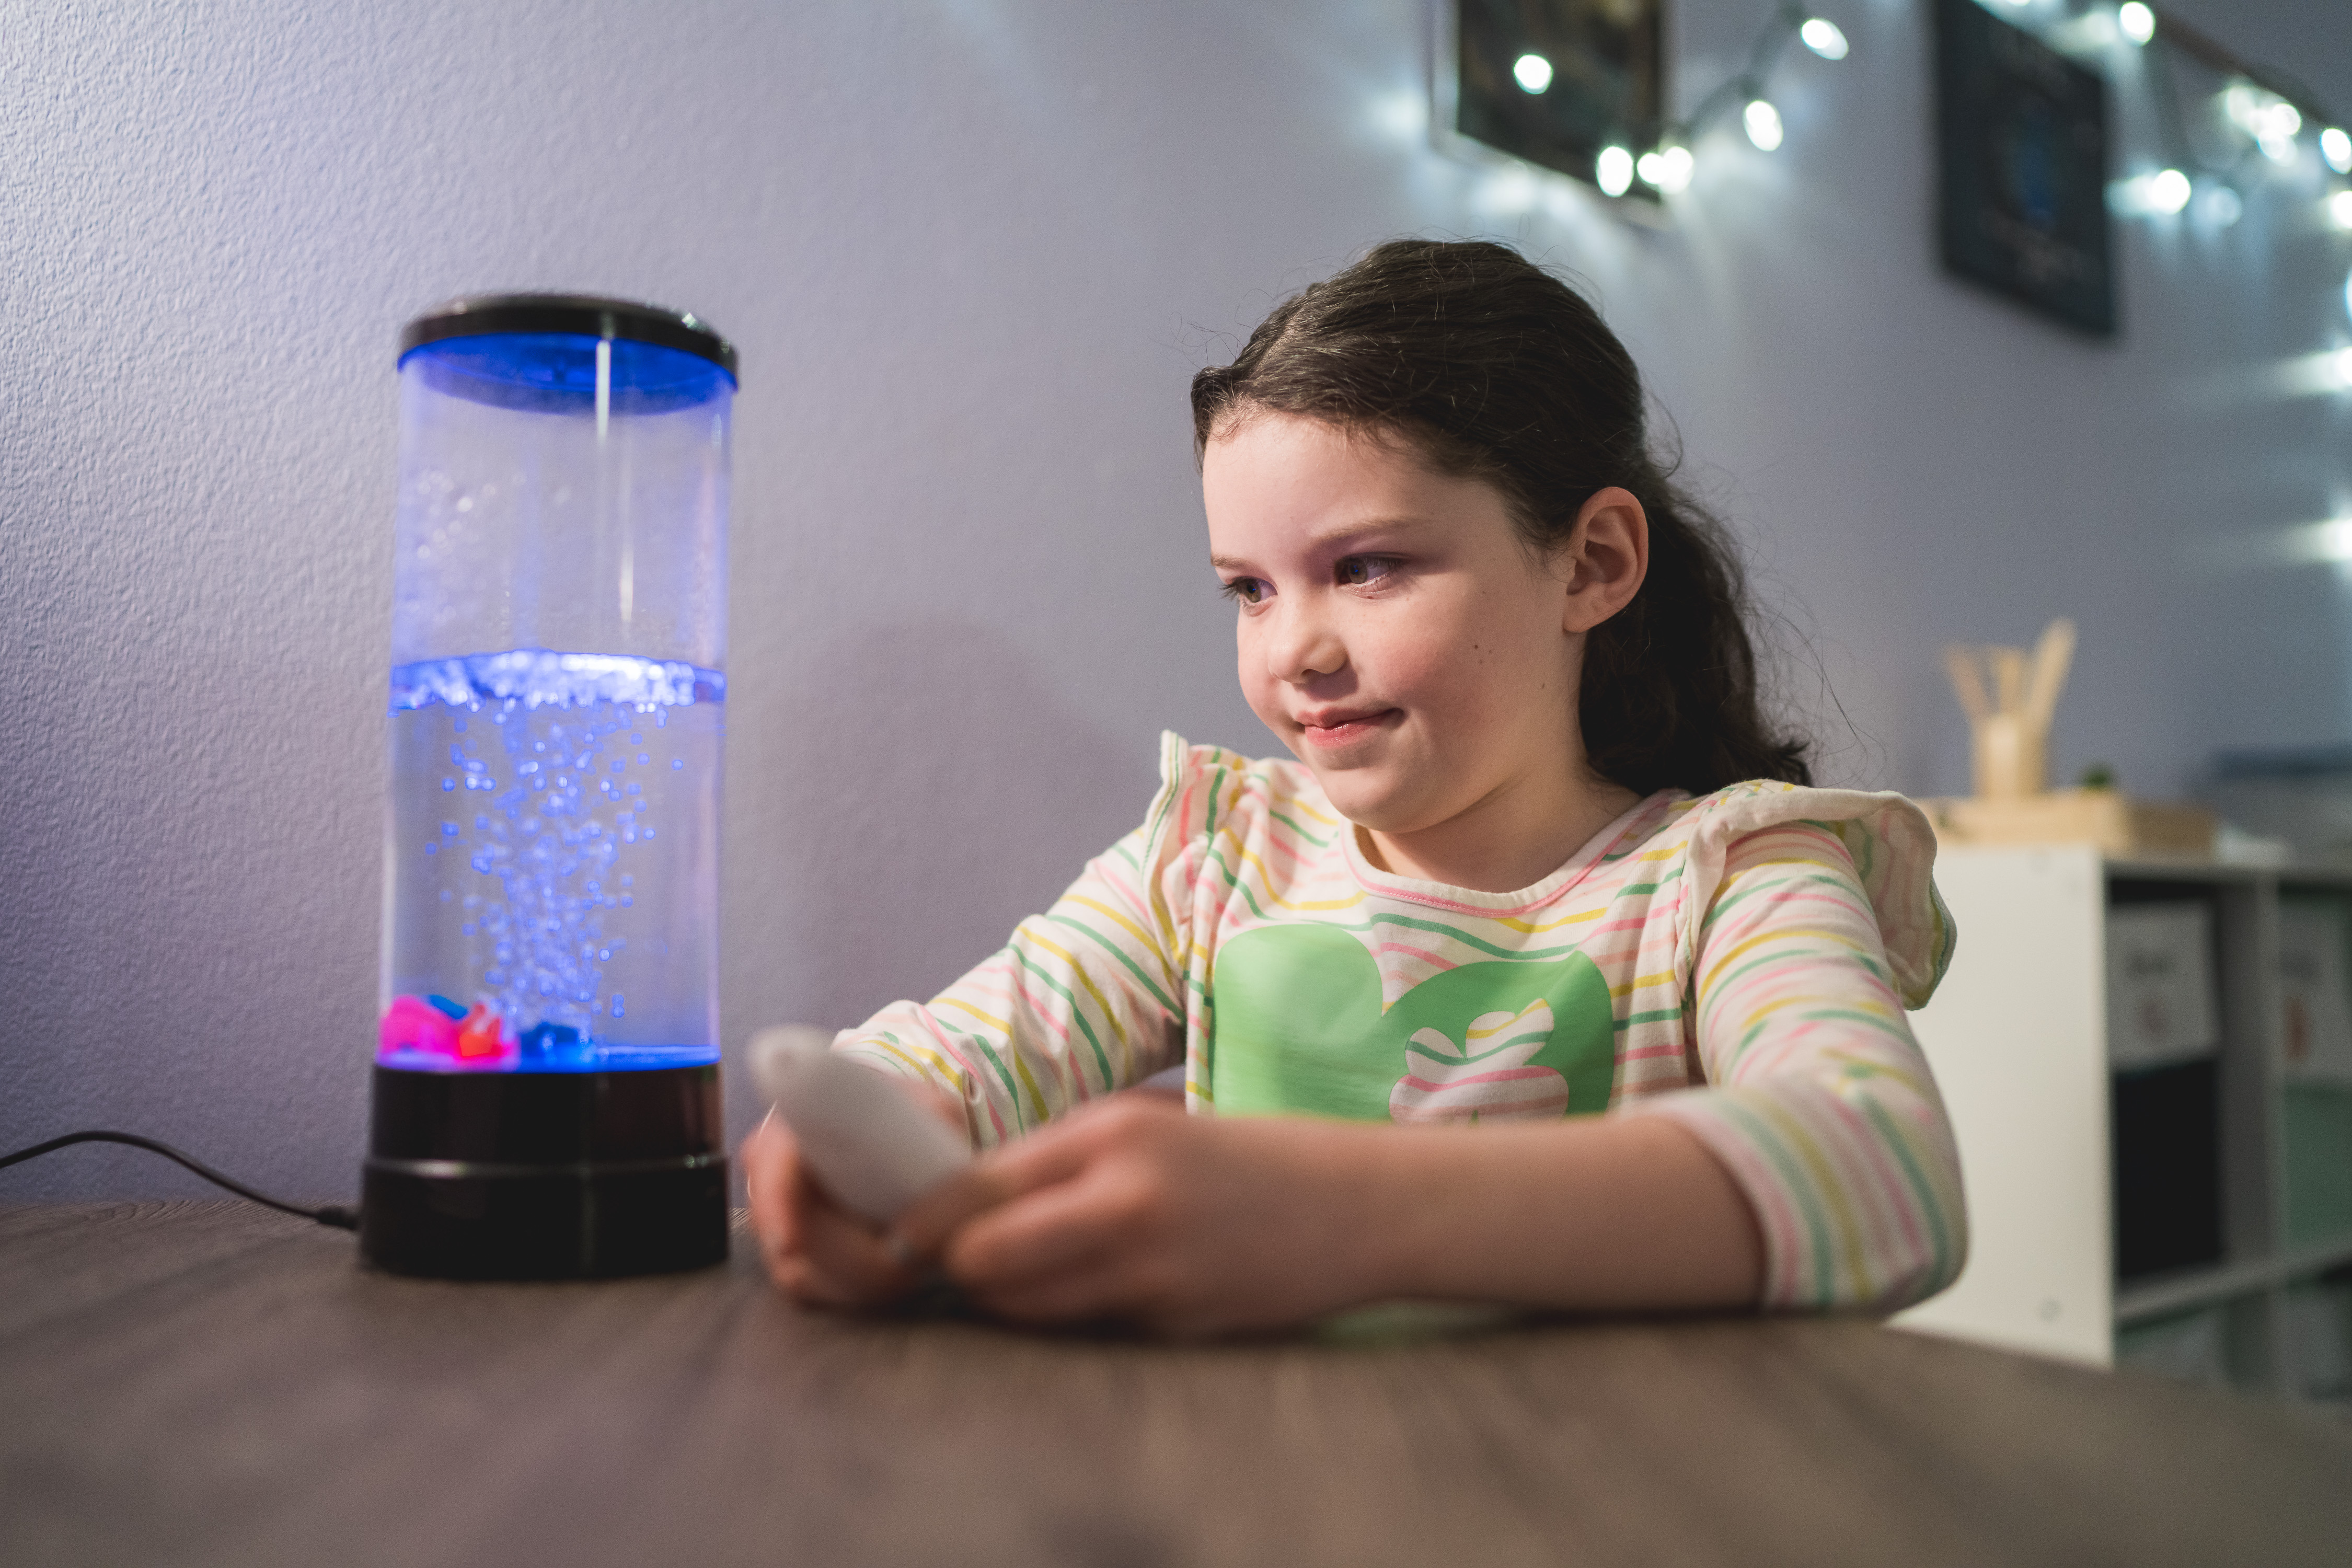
left=380, top=994, right=459, bottom=1059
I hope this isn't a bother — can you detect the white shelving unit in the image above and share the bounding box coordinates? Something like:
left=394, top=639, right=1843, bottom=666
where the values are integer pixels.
left=1891, top=844, right=2352, bottom=1405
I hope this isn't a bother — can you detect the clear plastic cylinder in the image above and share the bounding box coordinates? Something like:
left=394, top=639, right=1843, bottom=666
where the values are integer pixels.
left=379, top=303, right=731, bottom=1075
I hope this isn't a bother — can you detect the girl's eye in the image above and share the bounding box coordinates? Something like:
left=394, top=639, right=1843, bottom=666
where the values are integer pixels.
left=1336, top=556, right=1397, bottom=587
left=1221, top=577, right=1268, bottom=605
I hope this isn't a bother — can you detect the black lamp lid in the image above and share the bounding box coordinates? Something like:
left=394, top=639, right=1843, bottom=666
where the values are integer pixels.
left=399, top=293, right=737, bottom=381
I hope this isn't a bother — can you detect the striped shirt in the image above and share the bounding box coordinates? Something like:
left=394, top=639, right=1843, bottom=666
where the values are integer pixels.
left=839, top=733, right=1966, bottom=1311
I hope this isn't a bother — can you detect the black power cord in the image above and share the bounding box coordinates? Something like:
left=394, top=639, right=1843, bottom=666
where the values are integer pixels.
left=0, top=1131, right=359, bottom=1230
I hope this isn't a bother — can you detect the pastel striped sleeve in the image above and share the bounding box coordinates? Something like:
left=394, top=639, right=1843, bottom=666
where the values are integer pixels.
left=1631, top=822, right=1968, bottom=1312
left=832, top=738, right=1207, bottom=1149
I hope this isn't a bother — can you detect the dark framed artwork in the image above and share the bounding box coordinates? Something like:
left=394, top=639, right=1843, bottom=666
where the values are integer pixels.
left=1933, top=0, right=2116, bottom=336
left=1453, top=0, right=1667, bottom=199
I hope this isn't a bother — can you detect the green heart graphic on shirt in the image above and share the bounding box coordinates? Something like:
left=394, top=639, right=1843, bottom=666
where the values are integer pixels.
left=1208, top=923, right=1618, bottom=1123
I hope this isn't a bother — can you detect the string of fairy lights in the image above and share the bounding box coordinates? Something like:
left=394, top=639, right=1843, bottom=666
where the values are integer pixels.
left=1498, top=0, right=2350, bottom=253
left=2086, top=0, right=2352, bottom=246
left=1492, top=2, right=1848, bottom=198
left=1468, top=0, right=2352, bottom=551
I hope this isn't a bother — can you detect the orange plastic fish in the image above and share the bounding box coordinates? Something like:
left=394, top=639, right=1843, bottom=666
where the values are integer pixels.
left=456, top=1004, right=507, bottom=1059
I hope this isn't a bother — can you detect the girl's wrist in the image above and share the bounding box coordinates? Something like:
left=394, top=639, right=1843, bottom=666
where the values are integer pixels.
left=1281, top=1120, right=1445, bottom=1309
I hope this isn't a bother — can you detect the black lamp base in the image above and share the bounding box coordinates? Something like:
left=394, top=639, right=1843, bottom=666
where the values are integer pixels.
left=360, top=1063, right=728, bottom=1281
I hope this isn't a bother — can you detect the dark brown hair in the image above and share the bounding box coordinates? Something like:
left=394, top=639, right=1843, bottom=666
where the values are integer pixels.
left=1190, top=238, right=1810, bottom=796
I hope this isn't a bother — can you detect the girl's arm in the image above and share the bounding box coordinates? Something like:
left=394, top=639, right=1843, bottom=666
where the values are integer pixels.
left=887, top=1095, right=1759, bottom=1334
left=1631, top=820, right=1967, bottom=1310
left=826, top=822, right=1189, bottom=1146
left=884, top=821, right=1957, bottom=1330
left=747, top=811, right=1193, bottom=1302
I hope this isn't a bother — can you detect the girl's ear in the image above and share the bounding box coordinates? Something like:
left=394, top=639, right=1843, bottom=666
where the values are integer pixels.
left=1559, top=487, right=1648, bottom=635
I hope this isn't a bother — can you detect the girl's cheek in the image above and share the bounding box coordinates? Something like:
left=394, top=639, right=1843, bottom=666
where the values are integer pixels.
left=1359, top=626, right=1454, bottom=704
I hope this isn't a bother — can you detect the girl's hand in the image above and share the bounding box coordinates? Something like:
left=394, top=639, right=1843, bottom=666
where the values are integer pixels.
left=740, top=1084, right=971, bottom=1307
left=891, top=1097, right=1375, bottom=1337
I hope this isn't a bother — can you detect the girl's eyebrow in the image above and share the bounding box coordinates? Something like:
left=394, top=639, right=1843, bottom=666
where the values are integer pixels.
left=1210, top=516, right=1433, bottom=572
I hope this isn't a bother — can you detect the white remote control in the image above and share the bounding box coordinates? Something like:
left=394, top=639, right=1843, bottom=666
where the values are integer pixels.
left=746, top=1026, right=970, bottom=1224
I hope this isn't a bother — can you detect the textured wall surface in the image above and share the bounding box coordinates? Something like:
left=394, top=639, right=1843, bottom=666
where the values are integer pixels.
left=4, top=0, right=2349, bottom=1198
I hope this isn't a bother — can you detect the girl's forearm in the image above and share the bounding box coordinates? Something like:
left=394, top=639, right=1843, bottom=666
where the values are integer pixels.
left=1308, top=1115, right=1765, bottom=1311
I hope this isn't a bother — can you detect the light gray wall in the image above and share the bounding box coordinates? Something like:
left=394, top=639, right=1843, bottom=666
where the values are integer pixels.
left=4, top=0, right=2349, bottom=1198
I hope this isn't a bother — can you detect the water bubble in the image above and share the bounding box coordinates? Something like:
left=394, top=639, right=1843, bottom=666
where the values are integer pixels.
left=639, top=754, right=651, bottom=766
left=672, top=758, right=683, bottom=770
left=442, top=778, right=456, bottom=791
left=611, top=994, right=625, bottom=1019
left=620, top=894, right=633, bottom=907
left=442, top=822, right=458, bottom=836
left=476, top=815, right=489, bottom=830
left=452, top=716, right=467, bottom=733
left=440, top=889, right=453, bottom=902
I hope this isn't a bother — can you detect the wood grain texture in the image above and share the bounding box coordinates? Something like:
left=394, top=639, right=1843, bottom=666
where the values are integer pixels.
left=4, top=1201, right=2348, bottom=1568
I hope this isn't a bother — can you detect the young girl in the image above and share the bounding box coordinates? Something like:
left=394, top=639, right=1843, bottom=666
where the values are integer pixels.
left=744, top=239, right=1963, bottom=1335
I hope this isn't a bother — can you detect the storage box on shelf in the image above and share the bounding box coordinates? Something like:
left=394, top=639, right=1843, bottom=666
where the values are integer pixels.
left=1890, top=845, right=2352, bottom=1407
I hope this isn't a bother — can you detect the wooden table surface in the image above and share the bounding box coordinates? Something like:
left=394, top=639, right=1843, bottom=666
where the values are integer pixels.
left=4, top=1201, right=2347, bottom=1567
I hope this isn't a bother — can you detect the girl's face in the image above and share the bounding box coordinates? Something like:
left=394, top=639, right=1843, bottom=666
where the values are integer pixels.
left=1202, top=411, right=1593, bottom=846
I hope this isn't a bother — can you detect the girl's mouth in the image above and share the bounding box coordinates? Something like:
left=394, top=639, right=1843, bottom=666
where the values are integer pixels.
left=1296, top=708, right=1400, bottom=748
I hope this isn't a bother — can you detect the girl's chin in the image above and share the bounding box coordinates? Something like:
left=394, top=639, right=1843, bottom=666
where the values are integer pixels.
left=1301, top=766, right=1424, bottom=832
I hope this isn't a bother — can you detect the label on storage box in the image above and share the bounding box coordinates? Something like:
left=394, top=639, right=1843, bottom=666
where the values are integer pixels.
left=2105, top=904, right=2219, bottom=1070
left=2278, top=902, right=2352, bottom=1086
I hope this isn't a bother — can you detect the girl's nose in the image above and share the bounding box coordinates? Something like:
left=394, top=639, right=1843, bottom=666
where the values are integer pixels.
left=1267, top=604, right=1346, bottom=685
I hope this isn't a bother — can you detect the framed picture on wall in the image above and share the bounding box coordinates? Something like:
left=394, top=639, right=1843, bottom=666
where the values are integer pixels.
left=1933, top=0, right=2117, bottom=336
left=1445, top=0, right=1667, bottom=200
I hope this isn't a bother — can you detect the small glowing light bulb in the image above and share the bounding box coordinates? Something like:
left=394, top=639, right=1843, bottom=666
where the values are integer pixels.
left=1513, top=53, right=1554, bottom=94
left=2117, top=3, right=2154, bottom=44
left=2325, top=128, right=2352, bottom=174
left=2330, top=190, right=2352, bottom=230
left=1595, top=145, right=1634, bottom=197
left=2335, top=347, right=2352, bottom=386
left=2199, top=186, right=2242, bottom=227
left=2147, top=168, right=2192, bottom=214
left=1743, top=99, right=1784, bottom=151
left=1653, top=144, right=1694, bottom=192
left=1800, top=18, right=1848, bottom=60
left=2246, top=100, right=2302, bottom=164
